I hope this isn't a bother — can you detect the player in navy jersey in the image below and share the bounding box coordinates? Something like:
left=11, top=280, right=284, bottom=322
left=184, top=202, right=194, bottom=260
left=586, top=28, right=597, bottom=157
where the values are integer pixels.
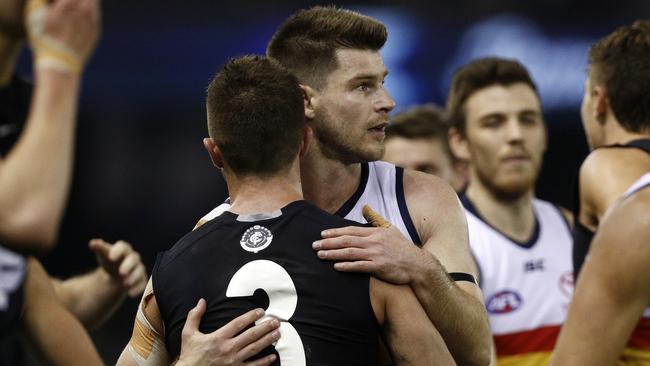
left=117, top=55, right=448, bottom=366
left=551, top=20, right=650, bottom=365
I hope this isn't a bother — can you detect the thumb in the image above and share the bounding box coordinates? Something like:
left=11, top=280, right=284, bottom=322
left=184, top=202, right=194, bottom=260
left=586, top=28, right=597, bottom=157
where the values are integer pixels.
left=88, top=238, right=111, bottom=258
left=183, top=298, right=207, bottom=335
left=362, top=205, right=391, bottom=228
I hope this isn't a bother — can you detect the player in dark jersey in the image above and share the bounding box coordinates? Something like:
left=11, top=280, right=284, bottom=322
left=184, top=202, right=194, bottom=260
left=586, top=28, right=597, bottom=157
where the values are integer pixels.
left=551, top=20, right=650, bottom=365
left=117, top=55, right=449, bottom=366
left=571, top=21, right=650, bottom=279
left=0, top=0, right=103, bottom=364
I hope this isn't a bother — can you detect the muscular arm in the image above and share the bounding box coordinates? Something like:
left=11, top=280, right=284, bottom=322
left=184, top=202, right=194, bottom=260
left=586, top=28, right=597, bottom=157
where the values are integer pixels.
left=51, top=239, right=148, bottom=329
left=314, top=171, right=490, bottom=365
left=371, top=278, right=456, bottom=365
left=550, top=190, right=650, bottom=366
left=403, top=171, right=490, bottom=366
left=22, top=257, right=103, bottom=366
left=0, top=0, right=100, bottom=254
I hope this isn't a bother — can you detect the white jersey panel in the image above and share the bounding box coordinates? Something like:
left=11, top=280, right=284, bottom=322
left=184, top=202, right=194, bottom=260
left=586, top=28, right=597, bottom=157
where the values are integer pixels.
left=341, top=161, right=420, bottom=244
left=467, top=198, right=573, bottom=335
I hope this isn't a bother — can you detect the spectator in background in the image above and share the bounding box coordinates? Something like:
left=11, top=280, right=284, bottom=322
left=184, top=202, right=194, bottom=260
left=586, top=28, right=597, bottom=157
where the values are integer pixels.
left=448, top=57, right=574, bottom=365
left=383, top=104, right=468, bottom=191
left=551, top=20, right=650, bottom=365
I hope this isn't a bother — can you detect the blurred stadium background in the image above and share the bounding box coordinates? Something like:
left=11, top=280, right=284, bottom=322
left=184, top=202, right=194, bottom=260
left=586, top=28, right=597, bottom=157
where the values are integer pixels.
left=13, top=0, right=649, bottom=361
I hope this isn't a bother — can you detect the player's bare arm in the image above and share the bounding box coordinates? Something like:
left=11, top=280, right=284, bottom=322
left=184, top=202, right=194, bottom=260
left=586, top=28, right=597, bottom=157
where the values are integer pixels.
left=22, top=257, right=104, bottom=366
left=0, top=0, right=100, bottom=253
left=117, top=279, right=280, bottom=366
left=371, top=278, right=456, bottom=365
left=315, top=171, right=490, bottom=365
left=551, top=189, right=650, bottom=366
left=50, top=239, right=147, bottom=329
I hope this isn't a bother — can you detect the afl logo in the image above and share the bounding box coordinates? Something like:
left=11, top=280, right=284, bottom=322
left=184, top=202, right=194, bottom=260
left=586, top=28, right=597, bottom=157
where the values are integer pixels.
left=240, top=225, right=273, bottom=253
left=486, top=290, right=523, bottom=314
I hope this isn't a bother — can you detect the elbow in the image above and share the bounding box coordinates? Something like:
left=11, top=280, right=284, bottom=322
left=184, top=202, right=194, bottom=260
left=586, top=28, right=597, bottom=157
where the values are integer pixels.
left=0, top=210, right=59, bottom=255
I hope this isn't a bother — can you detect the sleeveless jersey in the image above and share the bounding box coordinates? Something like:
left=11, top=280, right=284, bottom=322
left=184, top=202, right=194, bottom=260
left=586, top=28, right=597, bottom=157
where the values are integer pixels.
left=200, top=161, right=422, bottom=245
left=153, top=200, right=379, bottom=365
left=619, top=172, right=650, bottom=364
left=461, top=195, right=573, bottom=366
left=573, top=139, right=650, bottom=278
left=337, top=161, right=421, bottom=244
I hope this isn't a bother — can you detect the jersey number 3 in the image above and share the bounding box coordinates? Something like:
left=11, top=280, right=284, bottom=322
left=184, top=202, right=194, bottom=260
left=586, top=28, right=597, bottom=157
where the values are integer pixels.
left=226, top=260, right=306, bottom=365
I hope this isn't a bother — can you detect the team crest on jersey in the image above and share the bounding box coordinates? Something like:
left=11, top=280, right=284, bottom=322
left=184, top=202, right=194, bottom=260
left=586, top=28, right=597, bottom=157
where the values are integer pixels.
left=559, top=271, right=574, bottom=298
left=240, top=225, right=273, bottom=253
left=486, top=290, right=523, bottom=314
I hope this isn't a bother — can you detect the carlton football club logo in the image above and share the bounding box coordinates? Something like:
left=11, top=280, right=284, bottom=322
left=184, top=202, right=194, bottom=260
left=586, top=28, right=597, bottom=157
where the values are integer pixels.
left=240, top=225, right=273, bottom=253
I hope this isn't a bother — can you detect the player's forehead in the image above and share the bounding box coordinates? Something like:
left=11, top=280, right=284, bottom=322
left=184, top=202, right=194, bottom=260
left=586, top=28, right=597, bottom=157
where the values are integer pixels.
left=465, top=83, right=541, bottom=120
left=327, top=48, right=388, bottom=84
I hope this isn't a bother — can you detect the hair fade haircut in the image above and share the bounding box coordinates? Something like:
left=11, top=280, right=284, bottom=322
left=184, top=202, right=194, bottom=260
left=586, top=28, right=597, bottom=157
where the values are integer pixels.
left=446, top=57, right=539, bottom=134
left=206, top=55, right=304, bottom=177
left=267, top=5, right=387, bottom=89
left=589, top=20, right=650, bottom=133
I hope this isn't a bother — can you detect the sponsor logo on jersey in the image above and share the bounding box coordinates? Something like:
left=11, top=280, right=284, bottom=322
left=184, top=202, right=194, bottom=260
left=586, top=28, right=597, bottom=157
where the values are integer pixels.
left=559, top=271, right=574, bottom=298
left=240, top=225, right=273, bottom=253
left=486, top=290, right=523, bottom=314
left=524, top=258, right=545, bottom=273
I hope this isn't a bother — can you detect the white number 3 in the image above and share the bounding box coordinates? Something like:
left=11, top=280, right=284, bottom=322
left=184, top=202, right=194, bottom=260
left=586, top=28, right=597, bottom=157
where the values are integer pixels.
left=226, top=260, right=306, bottom=365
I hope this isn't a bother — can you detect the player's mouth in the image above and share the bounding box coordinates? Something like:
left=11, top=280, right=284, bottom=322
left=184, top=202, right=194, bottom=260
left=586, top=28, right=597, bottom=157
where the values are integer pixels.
left=368, top=123, right=388, bottom=134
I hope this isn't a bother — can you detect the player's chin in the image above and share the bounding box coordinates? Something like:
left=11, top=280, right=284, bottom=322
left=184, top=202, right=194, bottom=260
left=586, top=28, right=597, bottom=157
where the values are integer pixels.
left=356, top=144, right=385, bottom=163
left=495, top=176, right=535, bottom=199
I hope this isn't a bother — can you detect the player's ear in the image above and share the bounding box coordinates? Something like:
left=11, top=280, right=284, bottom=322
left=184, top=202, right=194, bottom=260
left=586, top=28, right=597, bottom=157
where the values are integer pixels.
left=299, top=125, right=313, bottom=158
left=203, top=137, right=224, bottom=169
left=300, top=84, right=316, bottom=120
left=449, top=127, right=470, bottom=161
left=593, top=85, right=609, bottom=124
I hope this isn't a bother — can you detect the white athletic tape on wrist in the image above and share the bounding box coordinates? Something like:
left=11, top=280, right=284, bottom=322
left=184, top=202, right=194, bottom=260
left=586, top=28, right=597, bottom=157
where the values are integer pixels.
left=127, top=304, right=170, bottom=365
left=25, top=0, right=83, bottom=75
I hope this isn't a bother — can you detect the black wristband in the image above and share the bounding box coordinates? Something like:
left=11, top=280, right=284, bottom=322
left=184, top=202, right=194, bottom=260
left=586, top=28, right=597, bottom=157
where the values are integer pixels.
left=448, top=272, right=478, bottom=285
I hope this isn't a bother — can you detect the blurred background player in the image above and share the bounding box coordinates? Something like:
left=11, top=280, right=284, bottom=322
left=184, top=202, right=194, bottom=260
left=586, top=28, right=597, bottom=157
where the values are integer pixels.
left=383, top=103, right=468, bottom=191
left=448, top=57, right=574, bottom=365
left=0, top=0, right=104, bottom=364
left=117, top=55, right=450, bottom=366
left=552, top=20, right=650, bottom=365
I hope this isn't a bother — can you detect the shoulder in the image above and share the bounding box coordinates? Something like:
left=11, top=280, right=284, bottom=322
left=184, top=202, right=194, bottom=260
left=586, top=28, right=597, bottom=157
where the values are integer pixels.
left=579, top=148, right=650, bottom=218
left=403, top=169, right=461, bottom=213
left=402, top=169, right=465, bottom=242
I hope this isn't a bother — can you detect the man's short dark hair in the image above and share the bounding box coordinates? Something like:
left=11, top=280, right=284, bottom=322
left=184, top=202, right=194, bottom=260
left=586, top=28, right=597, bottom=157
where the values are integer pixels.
left=267, top=5, right=387, bottom=89
left=387, top=104, right=454, bottom=159
left=447, top=57, right=539, bottom=135
left=589, top=20, right=650, bottom=133
left=206, top=55, right=304, bottom=177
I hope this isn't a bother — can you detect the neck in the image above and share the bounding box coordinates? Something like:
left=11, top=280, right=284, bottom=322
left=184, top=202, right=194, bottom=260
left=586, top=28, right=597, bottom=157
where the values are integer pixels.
left=466, top=173, right=536, bottom=243
left=227, top=171, right=303, bottom=215
left=603, top=119, right=650, bottom=146
left=300, top=141, right=363, bottom=214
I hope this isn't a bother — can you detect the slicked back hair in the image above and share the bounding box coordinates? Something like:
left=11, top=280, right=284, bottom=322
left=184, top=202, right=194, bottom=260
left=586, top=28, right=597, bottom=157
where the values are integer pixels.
left=267, top=5, right=387, bottom=89
left=206, top=55, right=304, bottom=177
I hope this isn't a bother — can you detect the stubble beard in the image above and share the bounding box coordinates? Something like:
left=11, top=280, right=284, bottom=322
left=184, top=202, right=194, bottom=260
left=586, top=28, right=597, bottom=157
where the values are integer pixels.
left=313, top=108, right=384, bottom=165
left=475, top=164, right=539, bottom=202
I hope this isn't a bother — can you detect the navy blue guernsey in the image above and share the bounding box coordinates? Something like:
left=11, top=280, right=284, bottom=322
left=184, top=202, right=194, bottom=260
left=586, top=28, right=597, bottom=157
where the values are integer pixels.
left=153, top=200, right=379, bottom=365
